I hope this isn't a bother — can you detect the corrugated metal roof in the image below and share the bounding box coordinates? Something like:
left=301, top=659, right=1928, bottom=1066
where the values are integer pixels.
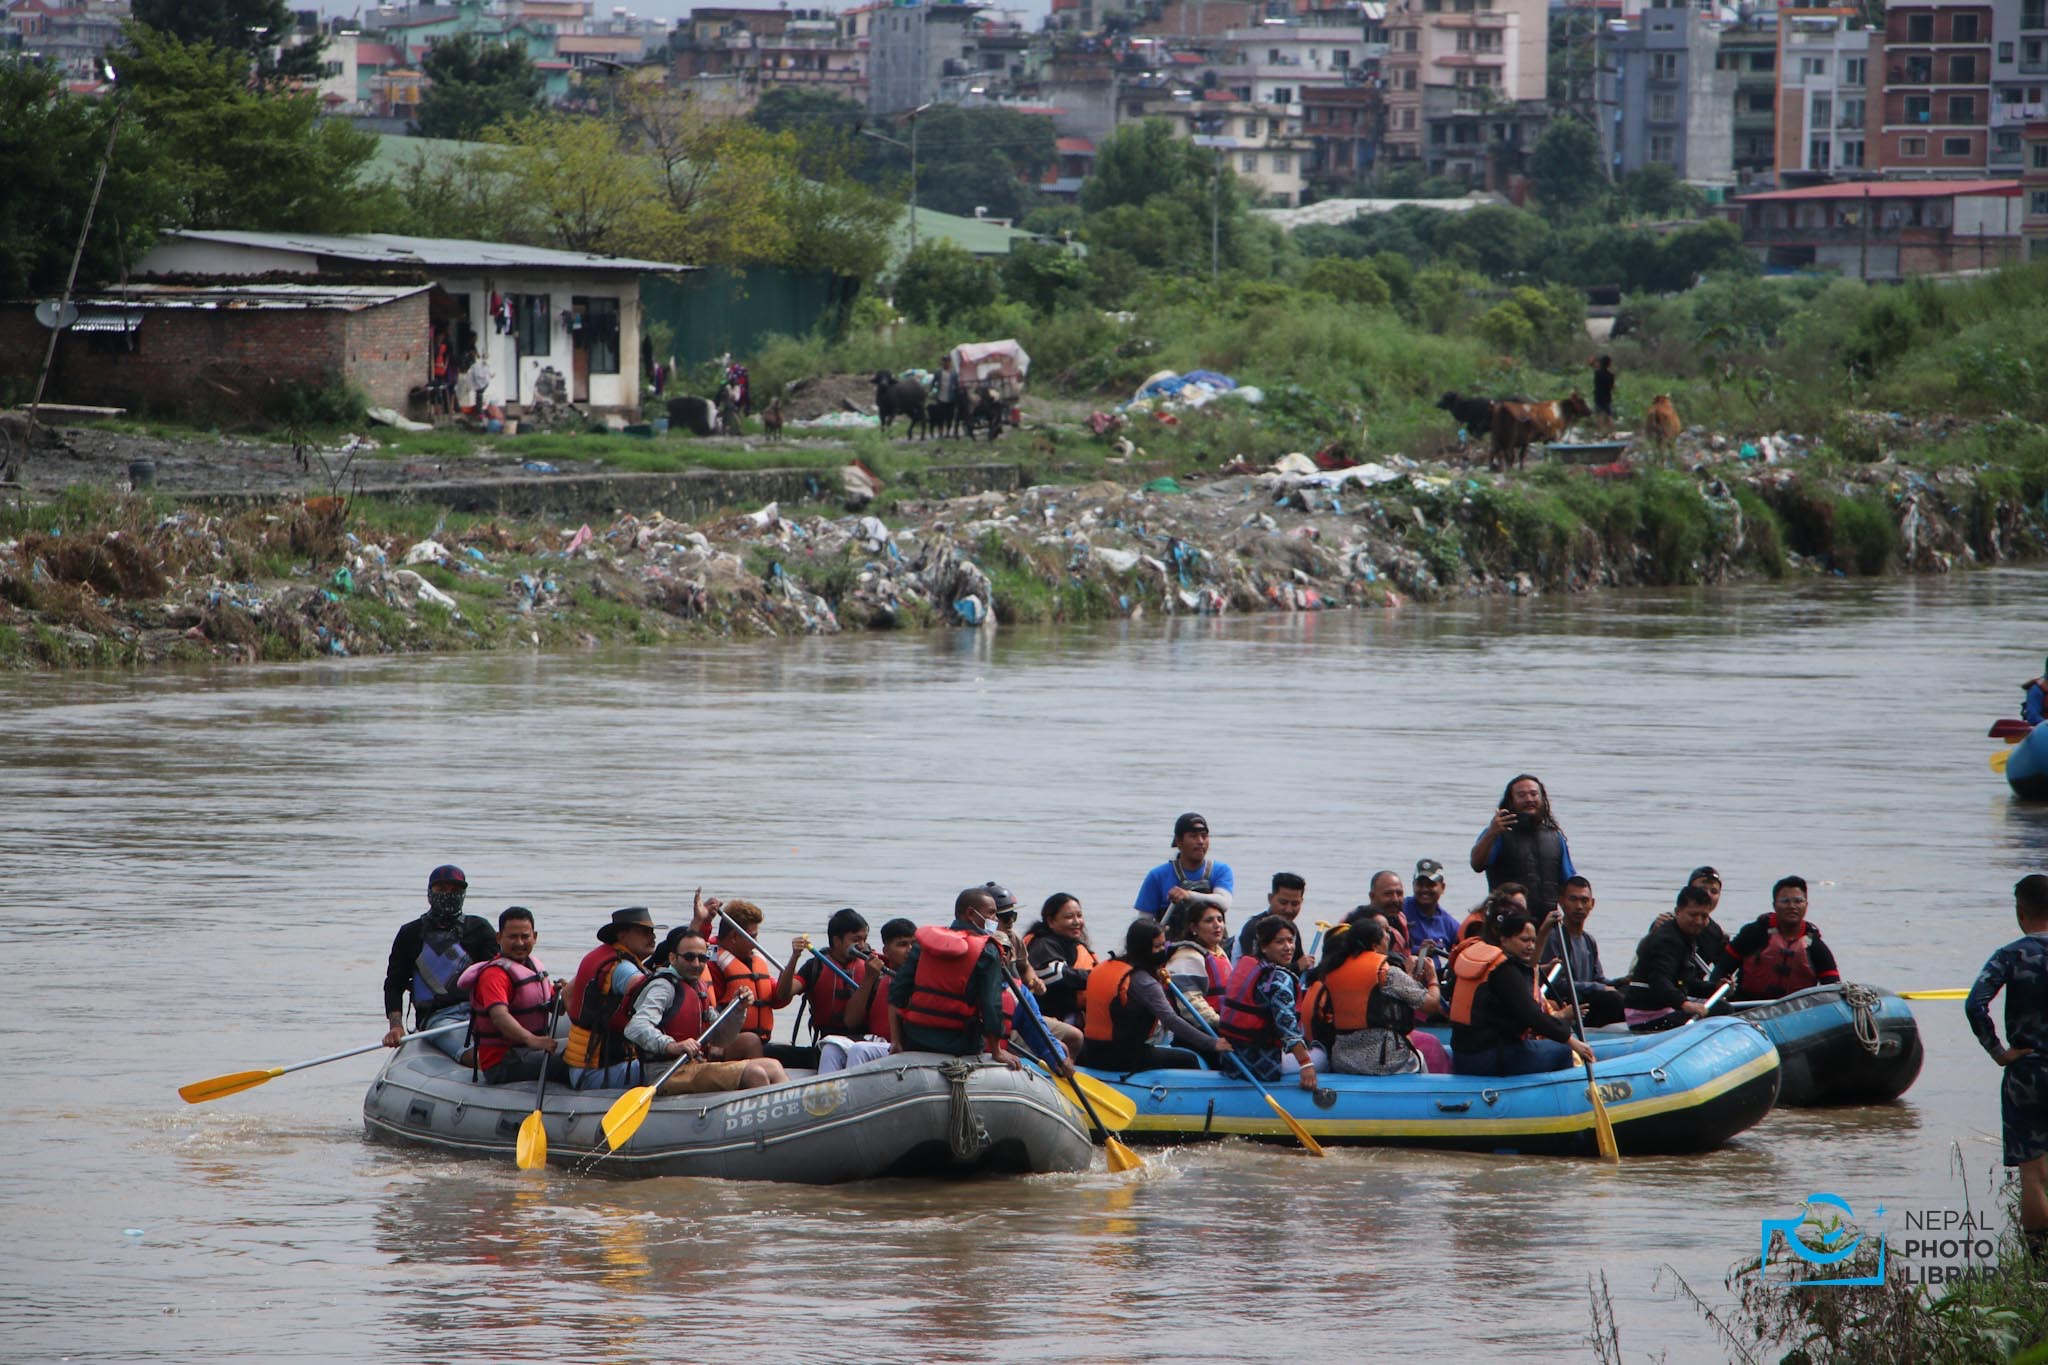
left=160, top=230, right=688, bottom=274
left=1735, top=178, right=2021, bottom=202
left=70, top=283, right=431, bottom=313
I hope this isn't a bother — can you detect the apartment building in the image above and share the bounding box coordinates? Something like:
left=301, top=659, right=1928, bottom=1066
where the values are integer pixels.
left=868, top=0, right=1017, bottom=111
left=1202, top=22, right=1376, bottom=114
left=1132, top=91, right=1315, bottom=203
left=1380, top=0, right=1546, bottom=165
left=1732, top=178, right=2021, bottom=276
left=1301, top=80, right=1387, bottom=187
left=1775, top=9, right=1875, bottom=178
left=2024, top=118, right=2048, bottom=255
left=1877, top=1, right=1994, bottom=175
left=1600, top=4, right=1736, bottom=186
left=1989, top=0, right=2048, bottom=172
left=1719, top=21, right=1782, bottom=183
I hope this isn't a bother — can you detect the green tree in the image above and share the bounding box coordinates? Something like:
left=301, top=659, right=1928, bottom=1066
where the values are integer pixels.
left=367, top=144, right=532, bottom=242
left=130, top=0, right=323, bottom=80
left=1435, top=204, right=1553, bottom=278
left=1302, top=256, right=1391, bottom=308
left=1618, top=163, right=1704, bottom=219
left=1000, top=240, right=1088, bottom=313
left=0, top=62, right=168, bottom=297
left=480, top=113, right=655, bottom=255
left=1529, top=118, right=1606, bottom=218
left=856, top=105, right=1055, bottom=221
left=770, top=172, right=900, bottom=282
left=1082, top=118, right=1210, bottom=214
left=892, top=240, right=998, bottom=326
left=415, top=34, right=543, bottom=141
left=119, top=27, right=384, bottom=231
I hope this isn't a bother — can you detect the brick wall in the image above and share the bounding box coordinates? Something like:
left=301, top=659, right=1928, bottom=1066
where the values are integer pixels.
left=0, top=293, right=427, bottom=417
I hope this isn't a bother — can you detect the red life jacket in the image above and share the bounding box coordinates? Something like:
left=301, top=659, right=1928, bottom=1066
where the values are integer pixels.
left=899, top=925, right=991, bottom=1035
left=564, top=944, right=645, bottom=1069
left=803, top=954, right=867, bottom=1037
left=1082, top=958, right=1139, bottom=1043
left=659, top=971, right=716, bottom=1043
left=461, top=955, right=555, bottom=1055
left=715, top=946, right=778, bottom=1036
left=1216, top=954, right=1281, bottom=1046
left=1738, top=916, right=1821, bottom=999
left=865, top=963, right=896, bottom=1039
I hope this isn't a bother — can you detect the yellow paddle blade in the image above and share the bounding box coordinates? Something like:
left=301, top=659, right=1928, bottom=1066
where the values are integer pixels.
left=1264, top=1093, right=1326, bottom=1157
left=1104, top=1135, right=1145, bottom=1173
left=1064, top=1074, right=1138, bottom=1129
left=1586, top=1064, right=1620, bottom=1163
left=1993, top=749, right=2011, bottom=773
left=1900, top=988, right=1968, bottom=1000
left=178, top=1067, right=283, bottom=1104
left=515, top=1109, right=547, bottom=1171
left=600, top=1085, right=657, bottom=1150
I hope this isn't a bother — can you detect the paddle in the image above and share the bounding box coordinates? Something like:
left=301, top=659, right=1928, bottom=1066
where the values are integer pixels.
left=1993, top=749, right=2012, bottom=774
left=1001, top=958, right=1144, bottom=1172
left=178, top=1021, right=468, bottom=1104
left=1990, top=718, right=2035, bottom=740
left=600, top=996, right=748, bottom=1152
left=1015, top=1040, right=1143, bottom=1173
left=514, top=989, right=565, bottom=1172
left=1163, top=977, right=1324, bottom=1157
left=1547, top=916, right=1619, bottom=1163
left=717, top=916, right=788, bottom=973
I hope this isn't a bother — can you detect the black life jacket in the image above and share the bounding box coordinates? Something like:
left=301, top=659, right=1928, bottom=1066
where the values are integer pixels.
left=1488, top=825, right=1566, bottom=913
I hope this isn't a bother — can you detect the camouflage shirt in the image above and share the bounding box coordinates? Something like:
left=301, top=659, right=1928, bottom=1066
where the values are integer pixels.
left=1965, top=932, right=2048, bottom=1058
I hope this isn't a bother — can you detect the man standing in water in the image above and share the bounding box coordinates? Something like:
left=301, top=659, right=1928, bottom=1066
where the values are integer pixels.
left=1136, top=813, right=1235, bottom=920
left=1966, top=875, right=2048, bottom=1260
left=382, top=865, right=497, bottom=1059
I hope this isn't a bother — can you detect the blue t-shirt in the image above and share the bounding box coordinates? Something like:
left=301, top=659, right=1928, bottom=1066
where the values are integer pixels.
left=1135, top=858, right=1234, bottom=916
left=1403, top=896, right=1462, bottom=952
left=2025, top=683, right=2047, bottom=726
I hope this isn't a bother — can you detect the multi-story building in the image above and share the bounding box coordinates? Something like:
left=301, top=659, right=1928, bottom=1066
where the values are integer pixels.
left=671, top=7, right=864, bottom=102
left=1988, top=0, right=2048, bottom=172
left=1876, top=0, right=1993, bottom=175
left=6, top=0, right=128, bottom=82
left=1380, top=0, right=1546, bottom=166
left=1130, top=92, right=1315, bottom=203
left=2023, top=118, right=2048, bottom=255
left=1730, top=177, right=2022, bottom=275
left=1599, top=3, right=1736, bottom=187
left=1420, top=82, right=1547, bottom=187
left=1196, top=21, right=1376, bottom=117
left=1719, top=20, right=1782, bottom=184
left=1301, top=78, right=1387, bottom=189
left=1774, top=9, right=1875, bottom=179
left=867, top=0, right=1018, bottom=112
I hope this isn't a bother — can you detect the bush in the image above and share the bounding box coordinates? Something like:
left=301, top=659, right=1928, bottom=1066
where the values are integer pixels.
left=275, top=380, right=366, bottom=428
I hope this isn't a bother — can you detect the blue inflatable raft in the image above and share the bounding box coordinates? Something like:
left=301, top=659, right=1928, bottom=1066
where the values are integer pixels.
left=2009, top=723, right=2048, bottom=799
left=1731, top=983, right=1922, bottom=1106
left=1078, top=1016, right=1780, bottom=1157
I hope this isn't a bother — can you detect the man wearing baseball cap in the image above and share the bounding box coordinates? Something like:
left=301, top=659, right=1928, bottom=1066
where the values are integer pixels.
left=1134, top=813, right=1235, bottom=920
left=1404, top=860, right=1462, bottom=956
left=381, top=864, right=499, bottom=1059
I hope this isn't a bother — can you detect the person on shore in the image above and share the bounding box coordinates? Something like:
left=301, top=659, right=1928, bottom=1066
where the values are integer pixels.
left=382, top=864, right=498, bottom=1060
left=1307, top=913, right=1442, bottom=1076
left=1235, top=872, right=1312, bottom=971
left=1217, top=915, right=1319, bottom=1089
left=1080, top=919, right=1232, bottom=1073
left=1542, top=877, right=1625, bottom=1027
left=1024, top=892, right=1096, bottom=1024
left=1592, top=355, right=1616, bottom=428
left=1724, top=877, right=1842, bottom=1000
left=1449, top=905, right=1597, bottom=1077
left=1623, top=886, right=1721, bottom=1033
left=1162, top=900, right=1230, bottom=1025
left=563, top=906, right=662, bottom=1089
left=831, top=917, right=916, bottom=1074
left=625, top=927, right=785, bottom=1094
left=1404, top=859, right=1461, bottom=958
left=463, top=353, right=492, bottom=415
left=794, top=907, right=873, bottom=1043
left=1470, top=774, right=1577, bottom=916
left=1136, top=813, right=1235, bottom=920
left=711, top=899, right=800, bottom=1051
left=2023, top=661, right=2048, bottom=726
left=463, top=906, right=566, bottom=1085
left=931, top=354, right=961, bottom=433
left=1965, top=874, right=2048, bottom=1260
left=890, top=887, right=1018, bottom=1064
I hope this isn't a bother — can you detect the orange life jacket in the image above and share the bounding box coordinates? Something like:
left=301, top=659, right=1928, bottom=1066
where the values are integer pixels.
left=899, top=925, right=992, bottom=1036
left=1322, top=951, right=1390, bottom=1031
left=1738, top=917, right=1820, bottom=998
left=715, top=946, right=779, bottom=1036
left=563, top=943, right=646, bottom=1069
left=1216, top=954, right=1280, bottom=1046
left=1082, top=958, right=1138, bottom=1043
left=1448, top=943, right=1507, bottom=1026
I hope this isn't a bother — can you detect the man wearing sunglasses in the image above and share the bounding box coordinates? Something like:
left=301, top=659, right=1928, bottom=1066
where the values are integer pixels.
left=625, top=927, right=788, bottom=1094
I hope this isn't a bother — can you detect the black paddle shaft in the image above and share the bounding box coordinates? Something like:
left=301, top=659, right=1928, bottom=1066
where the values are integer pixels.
left=532, top=989, right=565, bottom=1108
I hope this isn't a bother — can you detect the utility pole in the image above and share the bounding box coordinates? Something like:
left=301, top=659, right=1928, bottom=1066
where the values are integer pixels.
left=863, top=100, right=933, bottom=254
left=1192, top=132, right=1232, bottom=283
left=27, top=68, right=120, bottom=462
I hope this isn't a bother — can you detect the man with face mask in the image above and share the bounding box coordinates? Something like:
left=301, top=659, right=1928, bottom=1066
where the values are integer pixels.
left=381, top=864, right=498, bottom=1059
left=888, top=887, right=1019, bottom=1065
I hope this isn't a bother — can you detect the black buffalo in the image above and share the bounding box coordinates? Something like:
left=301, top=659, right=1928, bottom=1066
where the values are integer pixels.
left=964, top=386, right=1006, bottom=442
left=1436, top=391, right=1496, bottom=439
left=873, top=371, right=929, bottom=438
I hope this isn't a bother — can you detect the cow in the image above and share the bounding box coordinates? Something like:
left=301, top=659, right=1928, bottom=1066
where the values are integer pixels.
left=760, top=398, right=785, bottom=441
left=1490, top=392, right=1592, bottom=470
left=1644, top=393, right=1681, bottom=448
left=668, top=394, right=717, bottom=438
left=873, top=371, right=929, bottom=438
left=964, top=385, right=1006, bottom=442
left=1436, top=391, right=1497, bottom=442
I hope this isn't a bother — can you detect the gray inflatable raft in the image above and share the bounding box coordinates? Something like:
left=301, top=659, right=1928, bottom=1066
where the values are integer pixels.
left=362, top=1040, right=1093, bottom=1181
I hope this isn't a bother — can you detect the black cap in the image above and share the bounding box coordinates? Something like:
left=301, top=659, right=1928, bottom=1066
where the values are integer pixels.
left=1173, top=812, right=1209, bottom=842
left=427, top=864, right=467, bottom=888
left=597, top=905, right=661, bottom=943
left=1688, top=866, right=1722, bottom=886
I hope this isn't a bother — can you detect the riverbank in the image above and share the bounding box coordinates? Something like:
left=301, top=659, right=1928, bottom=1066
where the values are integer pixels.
left=5, top=413, right=2044, bottom=671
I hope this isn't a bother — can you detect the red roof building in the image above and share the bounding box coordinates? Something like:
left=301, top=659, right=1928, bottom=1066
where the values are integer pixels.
left=1730, top=177, right=2021, bottom=277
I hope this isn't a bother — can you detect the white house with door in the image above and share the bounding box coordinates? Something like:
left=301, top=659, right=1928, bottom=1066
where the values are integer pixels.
left=135, top=230, right=685, bottom=415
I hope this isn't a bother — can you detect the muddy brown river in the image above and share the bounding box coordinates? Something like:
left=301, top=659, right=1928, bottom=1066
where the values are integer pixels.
left=5, top=570, right=2046, bottom=1362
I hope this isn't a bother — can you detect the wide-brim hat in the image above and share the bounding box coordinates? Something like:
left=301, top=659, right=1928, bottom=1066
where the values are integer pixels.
left=596, top=905, right=661, bottom=943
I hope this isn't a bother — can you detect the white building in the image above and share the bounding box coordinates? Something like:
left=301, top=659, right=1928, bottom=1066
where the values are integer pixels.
left=1775, top=10, right=1874, bottom=177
